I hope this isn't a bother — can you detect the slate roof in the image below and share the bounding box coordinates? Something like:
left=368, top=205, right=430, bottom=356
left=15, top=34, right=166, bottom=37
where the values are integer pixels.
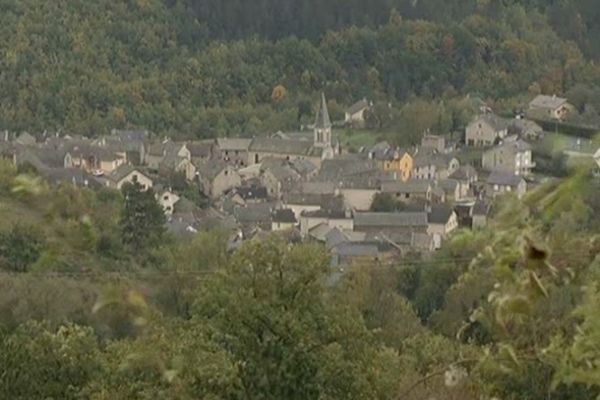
left=236, top=185, right=268, bottom=201
left=187, top=140, right=214, bottom=158
left=333, top=242, right=379, bottom=258
left=381, top=180, right=431, bottom=194
left=529, top=95, right=569, bottom=110
left=510, top=119, right=543, bottom=136
left=264, top=165, right=301, bottom=183
left=19, top=147, right=69, bottom=169
left=473, top=201, right=491, bottom=216
left=413, top=151, right=454, bottom=168
left=315, top=93, right=332, bottom=129
left=301, top=209, right=349, bottom=219
left=234, top=203, right=273, bottom=224
left=437, top=179, right=459, bottom=192
left=471, top=114, right=509, bottom=131
left=363, top=141, right=401, bottom=161
left=108, top=165, right=151, bottom=184
left=196, top=160, right=228, bottom=181
left=301, top=181, right=336, bottom=195
left=160, top=154, right=187, bottom=171
left=290, top=158, right=318, bottom=176
left=148, top=141, right=186, bottom=158
left=346, top=99, right=370, bottom=115
left=354, top=212, right=429, bottom=228
left=309, top=223, right=334, bottom=241
left=495, top=136, right=532, bottom=152
left=250, top=137, right=314, bottom=156
left=449, top=166, right=478, bottom=181
left=272, top=209, right=297, bottom=223
left=316, top=157, right=379, bottom=182
left=427, top=206, right=454, bottom=224
left=217, top=138, right=252, bottom=151
left=487, top=170, right=525, bottom=187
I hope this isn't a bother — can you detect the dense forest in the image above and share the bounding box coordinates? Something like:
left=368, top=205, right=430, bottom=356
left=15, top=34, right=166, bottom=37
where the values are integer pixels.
left=1, top=0, right=600, bottom=140
left=2, top=160, right=600, bottom=398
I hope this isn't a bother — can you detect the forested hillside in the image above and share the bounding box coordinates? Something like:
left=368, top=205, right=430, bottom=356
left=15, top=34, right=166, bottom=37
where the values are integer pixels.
left=1, top=0, right=600, bottom=140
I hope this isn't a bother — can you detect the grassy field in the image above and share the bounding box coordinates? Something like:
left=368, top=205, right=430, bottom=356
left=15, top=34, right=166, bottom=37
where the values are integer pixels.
left=334, top=129, right=382, bottom=152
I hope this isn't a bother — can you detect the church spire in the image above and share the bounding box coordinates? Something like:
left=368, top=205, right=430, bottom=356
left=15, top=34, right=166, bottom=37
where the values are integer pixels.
left=314, top=93, right=333, bottom=150
left=314, top=92, right=331, bottom=129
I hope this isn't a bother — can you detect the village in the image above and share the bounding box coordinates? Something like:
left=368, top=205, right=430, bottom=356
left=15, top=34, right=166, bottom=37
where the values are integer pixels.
left=0, top=93, right=587, bottom=267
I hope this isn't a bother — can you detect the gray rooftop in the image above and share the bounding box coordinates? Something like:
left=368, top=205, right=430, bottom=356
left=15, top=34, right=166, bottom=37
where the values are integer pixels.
left=381, top=180, right=431, bottom=194
left=249, top=137, right=314, bottom=156
left=217, top=138, right=252, bottom=151
left=529, top=95, right=569, bottom=110
left=354, top=212, right=428, bottom=228
left=487, top=170, right=525, bottom=187
left=346, top=98, right=370, bottom=115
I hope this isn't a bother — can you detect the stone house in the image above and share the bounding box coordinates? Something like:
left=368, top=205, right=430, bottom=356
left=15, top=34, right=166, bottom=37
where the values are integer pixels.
left=482, top=136, right=534, bottom=176
left=216, top=138, right=252, bottom=167
left=196, top=161, right=242, bottom=199
left=187, top=140, right=216, bottom=165
left=509, top=119, right=544, bottom=140
left=486, top=170, right=527, bottom=199
left=380, top=180, right=432, bottom=203
left=427, top=206, right=459, bottom=248
left=344, top=98, right=371, bottom=127
left=465, top=114, right=509, bottom=147
left=412, top=152, right=460, bottom=180
left=382, top=150, right=413, bottom=182
left=106, top=165, right=153, bottom=190
left=449, top=166, right=478, bottom=192
left=421, top=134, right=446, bottom=153
left=261, top=164, right=301, bottom=199
left=299, top=209, right=354, bottom=237
left=528, top=95, right=573, bottom=120
left=159, top=154, right=197, bottom=181
left=16, top=147, right=73, bottom=170
left=437, top=179, right=462, bottom=202
left=145, top=141, right=191, bottom=171
left=283, top=190, right=337, bottom=220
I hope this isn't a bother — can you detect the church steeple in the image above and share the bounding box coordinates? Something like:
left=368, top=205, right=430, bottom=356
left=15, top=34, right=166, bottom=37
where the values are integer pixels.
left=314, top=93, right=332, bottom=148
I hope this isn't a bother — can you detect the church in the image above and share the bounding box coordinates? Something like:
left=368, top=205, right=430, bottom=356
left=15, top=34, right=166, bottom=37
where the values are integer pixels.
left=247, top=93, right=339, bottom=167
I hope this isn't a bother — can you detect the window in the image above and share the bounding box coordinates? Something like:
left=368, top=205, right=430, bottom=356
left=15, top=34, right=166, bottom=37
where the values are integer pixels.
left=224, top=170, right=229, bottom=176
left=255, top=154, right=259, bottom=164
left=132, top=174, right=138, bottom=182
left=405, top=193, right=410, bottom=199
left=163, top=195, right=169, bottom=200
left=225, top=151, right=229, bottom=156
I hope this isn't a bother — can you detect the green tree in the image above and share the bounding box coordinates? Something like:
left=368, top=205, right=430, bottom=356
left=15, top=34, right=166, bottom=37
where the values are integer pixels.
left=0, top=225, right=44, bottom=272
left=119, top=182, right=166, bottom=252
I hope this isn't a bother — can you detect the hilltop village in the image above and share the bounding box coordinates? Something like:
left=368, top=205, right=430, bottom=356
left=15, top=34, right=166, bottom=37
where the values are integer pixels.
left=0, top=93, right=578, bottom=266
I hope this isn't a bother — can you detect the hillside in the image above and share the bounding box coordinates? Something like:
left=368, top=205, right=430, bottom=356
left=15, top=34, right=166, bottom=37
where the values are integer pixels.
left=2, top=159, right=600, bottom=398
left=1, top=0, right=600, bottom=140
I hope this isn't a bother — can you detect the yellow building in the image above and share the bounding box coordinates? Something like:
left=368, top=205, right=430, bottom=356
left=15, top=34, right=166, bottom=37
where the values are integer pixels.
left=383, top=151, right=413, bottom=181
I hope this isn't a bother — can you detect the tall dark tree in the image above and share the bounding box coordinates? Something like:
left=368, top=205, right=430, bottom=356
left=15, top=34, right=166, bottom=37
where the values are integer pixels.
left=119, top=182, right=166, bottom=252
